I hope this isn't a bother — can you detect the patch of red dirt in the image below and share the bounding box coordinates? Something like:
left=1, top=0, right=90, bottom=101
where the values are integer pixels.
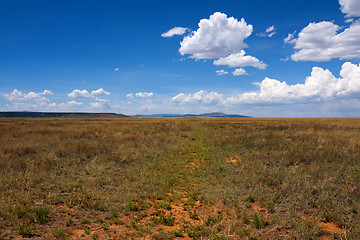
left=251, top=203, right=267, bottom=214
left=319, top=221, right=346, bottom=236
left=227, top=156, right=240, bottom=164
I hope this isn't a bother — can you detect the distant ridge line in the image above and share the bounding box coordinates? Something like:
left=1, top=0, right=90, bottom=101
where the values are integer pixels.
left=132, top=112, right=250, bottom=118
left=0, top=112, right=129, bottom=119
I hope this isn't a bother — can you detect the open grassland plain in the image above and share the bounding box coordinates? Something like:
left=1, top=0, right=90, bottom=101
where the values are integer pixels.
left=0, top=118, right=360, bottom=239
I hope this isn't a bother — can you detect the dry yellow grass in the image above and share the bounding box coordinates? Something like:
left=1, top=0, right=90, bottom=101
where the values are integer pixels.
left=0, top=118, right=359, bottom=239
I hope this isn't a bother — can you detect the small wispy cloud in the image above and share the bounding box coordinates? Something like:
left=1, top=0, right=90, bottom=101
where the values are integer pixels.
left=161, top=27, right=188, bottom=37
left=216, top=70, right=229, bottom=75
left=257, top=25, right=276, bottom=37
left=126, top=93, right=134, bottom=99
left=127, top=92, right=154, bottom=99
left=284, top=31, right=296, bottom=44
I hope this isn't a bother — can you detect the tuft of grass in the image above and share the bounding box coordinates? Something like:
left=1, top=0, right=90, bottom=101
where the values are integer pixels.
left=253, top=213, right=267, bottom=228
left=243, top=212, right=250, bottom=225
left=64, top=218, right=74, bottom=226
left=34, top=206, right=50, bottom=224
left=205, top=214, right=223, bottom=226
left=53, top=227, right=66, bottom=240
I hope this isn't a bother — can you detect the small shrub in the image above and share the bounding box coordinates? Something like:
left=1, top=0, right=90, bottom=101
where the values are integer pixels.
left=113, top=219, right=125, bottom=225
left=163, top=202, right=172, bottom=210
left=266, top=201, right=275, bottom=213
left=128, top=202, right=139, bottom=212
left=161, top=214, right=175, bottom=226
left=81, top=219, right=90, bottom=224
left=135, top=212, right=148, bottom=222
left=246, top=194, right=255, bottom=203
left=18, top=221, right=34, bottom=238
left=106, top=211, right=117, bottom=219
left=185, top=199, right=196, bottom=208
left=84, top=225, right=90, bottom=235
left=171, top=228, right=184, bottom=237
left=102, top=224, right=109, bottom=230
left=190, top=210, right=199, bottom=220
left=151, top=213, right=176, bottom=226
left=157, top=202, right=172, bottom=210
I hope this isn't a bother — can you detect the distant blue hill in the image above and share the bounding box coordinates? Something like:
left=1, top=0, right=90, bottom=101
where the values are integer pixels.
left=0, top=111, right=250, bottom=119
left=132, top=112, right=250, bottom=118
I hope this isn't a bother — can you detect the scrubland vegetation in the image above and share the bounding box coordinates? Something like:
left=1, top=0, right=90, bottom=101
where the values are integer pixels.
left=0, top=118, right=359, bottom=239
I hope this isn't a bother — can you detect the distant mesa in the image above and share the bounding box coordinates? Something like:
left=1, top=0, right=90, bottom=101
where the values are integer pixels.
left=0, top=111, right=250, bottom=119
left=0, top=112, right=129, bottom=119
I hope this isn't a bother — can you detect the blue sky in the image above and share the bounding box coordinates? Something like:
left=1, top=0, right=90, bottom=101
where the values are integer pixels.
left=1, top=0, right=360, bottom=116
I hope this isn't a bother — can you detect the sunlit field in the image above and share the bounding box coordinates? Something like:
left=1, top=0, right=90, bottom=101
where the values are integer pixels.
left=1, top=118, right=359, bottom=239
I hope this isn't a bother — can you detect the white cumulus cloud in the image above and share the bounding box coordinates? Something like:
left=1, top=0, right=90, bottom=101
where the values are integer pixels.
left=172, top=90, right=223, bottom=105
left=286, top=21, right=360, bottom=61
left=179, top=12, right=253, bottom=59
left=42, top=90, right=53, bottom=95
left=68, top=88, right=110, bottom=98
left=127, top=92, right=154, bottom=98
left=63, top=101, right=83, bottom=107
left=135, top=92, right=154, bottom=98
left=213, top=50, right=267, bottom=69
left=170, top=62, right=360, bottom=107
left=161, top=27, right=188, bottom=37
left=216, top=70, right=228, bottom=75
left=4, top=89, right=53, bottom=102
left=339, top=0, right=360, bottom=17
left=91, top=88, right=110, bottom=96
left=90, top=102, right=105, bottom=109
left=233, top=68, right=247, bottom=76
left=67, top=89, right=91, bottom=98
left=225, top=62, right=360, bottom=104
